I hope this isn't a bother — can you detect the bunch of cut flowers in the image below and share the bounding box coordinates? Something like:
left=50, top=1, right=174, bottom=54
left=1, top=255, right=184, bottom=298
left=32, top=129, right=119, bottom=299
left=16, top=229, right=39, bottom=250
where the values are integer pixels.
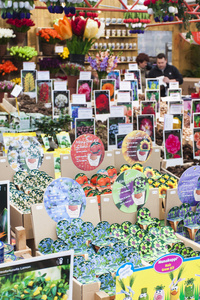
left=6, top=18, right=35, bottom=33
left=60, top=62, right=85, bottom=76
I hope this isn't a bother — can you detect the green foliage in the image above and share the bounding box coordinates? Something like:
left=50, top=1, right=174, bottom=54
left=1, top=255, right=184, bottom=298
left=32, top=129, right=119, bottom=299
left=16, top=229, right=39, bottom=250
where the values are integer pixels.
left=118, top=278, right=126, bottom=291
left=184, top=278, right=195, bottom=286
left=129, top=276, right=135, bottom=288
left=177, top=267, right=184, bottom=281
left=35, top=114, right=72, bottom=142
left=155, top=284, right=165, bottom=290
left=183, top=45, right=200, bottom=78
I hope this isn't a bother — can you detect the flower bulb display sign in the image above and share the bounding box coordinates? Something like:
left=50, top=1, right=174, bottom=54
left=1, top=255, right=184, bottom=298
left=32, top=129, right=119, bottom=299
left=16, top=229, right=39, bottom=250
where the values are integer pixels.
left=71, top=134, right=105, bottom=171
left=112, top=169, right=149, bottom=213
left=7, top=136, right=44, bottom=172
left=164, top=129, right=183, bottom=168
left=178, top=166, right=200, bottom=206
left=44, top=177, right=86, bottom=222
left=122, top=130, right=153, bottom=165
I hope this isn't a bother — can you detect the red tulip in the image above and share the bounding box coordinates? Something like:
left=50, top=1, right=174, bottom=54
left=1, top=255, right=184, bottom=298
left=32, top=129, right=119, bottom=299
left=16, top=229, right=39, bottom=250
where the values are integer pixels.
left=71, top=16, right=86, bottom=36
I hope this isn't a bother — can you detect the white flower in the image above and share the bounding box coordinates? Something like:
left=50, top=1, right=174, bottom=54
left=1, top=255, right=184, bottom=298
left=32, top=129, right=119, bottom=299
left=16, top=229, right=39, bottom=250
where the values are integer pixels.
left=76, top=0, right=83, bottom=2
left=95, top=21, right=105, bottom=39
left=13, top=2, right=18, bottom=9
left=168, top=6, right=175, bottom=13
left=147, top=8, right=154, bottom=14
left=7, top=0, right=12, bottom=7
left=24, top=1, right=30, bottom=9
left=0, top=28, right=16, bottom=39
left=30, top=4, right=35, bottom=9
left=19, top=1, right=24, bottom=8
left=175, top=7, right=178, bottom=14
left=0, top=1, right=3, bottom=8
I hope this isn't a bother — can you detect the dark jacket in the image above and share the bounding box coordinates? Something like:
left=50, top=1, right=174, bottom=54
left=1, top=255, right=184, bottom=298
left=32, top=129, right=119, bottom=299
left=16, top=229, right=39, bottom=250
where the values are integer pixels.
left=147, top=63, right=183, bottom=97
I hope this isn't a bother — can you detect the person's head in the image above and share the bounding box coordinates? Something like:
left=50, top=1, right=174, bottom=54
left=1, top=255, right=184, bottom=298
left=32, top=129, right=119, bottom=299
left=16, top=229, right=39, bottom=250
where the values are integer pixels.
left=136, top=53, right=149, bottom=69
left=156, top=53, right=167, bottom=70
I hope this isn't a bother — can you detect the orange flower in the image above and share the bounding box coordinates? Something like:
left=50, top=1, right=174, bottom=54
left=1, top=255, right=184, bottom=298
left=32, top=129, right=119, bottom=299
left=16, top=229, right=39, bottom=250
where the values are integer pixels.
left=102, top=83, right=114, bottom=100
left=0, top=60, right=17, bottom=75
left=54, top=16, right=72, bottom=40
left=36, top=28, right=62, bottom=44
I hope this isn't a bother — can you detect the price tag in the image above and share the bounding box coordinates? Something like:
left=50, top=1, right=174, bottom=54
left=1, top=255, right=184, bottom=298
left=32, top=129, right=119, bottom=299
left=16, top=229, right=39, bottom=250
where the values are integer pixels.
left=23, top=62, right=36, bottom=70
left=124, top=73, right=134, bottom=80
left=78, top=108, right=93, bottom=118
left=11, top=85, right=23, bottom=97
left=120, top=81, right=131, bottom=90
left=129, top=63, right=138, bottom=70
left=79, top=71, right=91, bottom=80
left=110, top=106, right=124, bottom=117
left=55, top=46, right=64, bottom=53
left=37, top=71, right=50, bottom=80
left=72, top=94, right=86, bottom=104
left=54, top=81, right=67, bottom=91
left=169, top=82, right=179, bottom=89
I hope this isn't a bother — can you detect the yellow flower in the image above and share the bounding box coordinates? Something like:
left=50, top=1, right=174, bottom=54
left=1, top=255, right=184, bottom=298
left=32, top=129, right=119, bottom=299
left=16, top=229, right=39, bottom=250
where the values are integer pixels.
left=120, top=164, right=130, bottom=173
left=33, top=287, right=41, bottom=296
left=62, top=295, right=68, bottom=300
left=59, top=47, right=69, bottom=59
left=11, top=77, right=21, bottom=85
left=24, top=290, right=29, bottom=294
left=41, top=295, right=47, bottom=300
left=14, top=284, right=18, bottom=289
left=51, top=284, right=56, bottom=289
left=54, top=297, right=58, bottom=300
left=21, top=295, right=25, bottom=299
left=57, top=292, right=61, bottom=296
left=84, top=19, right=98, bottom=39
left=140, top=139, right=151, bottom=151
left=45, top=276, right=51, bottom=281
left=28, top=281, right=34, bottom=287
left=173, top=117, right=182, bottom=129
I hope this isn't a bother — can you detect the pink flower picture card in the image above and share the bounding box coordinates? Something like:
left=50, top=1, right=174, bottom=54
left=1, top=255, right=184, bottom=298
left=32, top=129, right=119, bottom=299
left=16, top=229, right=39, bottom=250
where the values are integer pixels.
left=77, top=79, right=93, bottom=102
left=193, top=128, right=200, bottom=158
left=164, top=129, right=183, bottom=167
left=137, top=114, right=155, bottom=143
left=191, top=99, right=200, bottom=123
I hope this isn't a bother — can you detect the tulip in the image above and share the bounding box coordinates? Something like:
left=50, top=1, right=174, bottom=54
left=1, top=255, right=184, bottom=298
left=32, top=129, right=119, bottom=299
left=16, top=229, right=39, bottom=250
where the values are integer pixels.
left=84, top=18, right=99, bottom=40
left=71, top=16, right=86, bottom=36
left=95, top=21, right=105, bottom=39
left=54, top=16, right=72, bottom=40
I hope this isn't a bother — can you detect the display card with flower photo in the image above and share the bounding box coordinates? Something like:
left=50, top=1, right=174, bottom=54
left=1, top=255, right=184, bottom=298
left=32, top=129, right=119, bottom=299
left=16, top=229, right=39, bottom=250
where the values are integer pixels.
left=168, top=88, right=182, bottom=100
left=140, top=101, right=157, bottom=126
left=146, top=78, right=160, bottom=90
left=107, top=69, right=120, bottom=90
left=124, top=79, right=139, bottom=104
left=21, top=70, right=37, bottom=98
left=193, top=113, right=200, bottom=128
left=168, top=100, right=183, bottom=115
left=70, top=103, right=87, bottom=129
left=127, top=69, right=142, bottom=92
left=116, top=134, right=127, bottom=149
left=0, top=180, right=10, bottom=243
left=52, top=90, right=70, bottom=118
left=193, top=128, right=200, bottom=159
left=117, top=90, right=133, bottom=102
left=94, top=90, right=110, bottom=120
left=191, top=100, right=200, bottom=123
left=75, top=118, right=95, bottom=138
left=164, top=129, right=183, bottom=167
left=145, top=89, right=160, bottom=113
left=36, top=79, right=52, bottom=105
left=100, top=79, right=116, bottom=102
left=137, top=114, right=155, bottom=144
left=77, top=79, right=93, bottom=103
left=117, top=102, right=133, bottom=123
left=164, top=114, right=183, bottom=130
left=108, top=117, right=126, bottom=150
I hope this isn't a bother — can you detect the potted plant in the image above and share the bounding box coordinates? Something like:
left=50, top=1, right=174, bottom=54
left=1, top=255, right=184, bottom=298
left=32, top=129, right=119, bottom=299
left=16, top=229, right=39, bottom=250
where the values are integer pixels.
left=6, top=18, right=35, bottom=44
left=60, top=62, right=85, bottom=95
left=36, top=28, right=62, bottom=56
left=35, top=114, right=72, bottom=151
left=0, top=60, right=17, bottom=80
left=0, top=80, right=15, bottom=103
left=7, top=46, right=38, bottom=70
left=0, top=28, right=16, bottom=56
left=38, top=57, right=61, bottom=78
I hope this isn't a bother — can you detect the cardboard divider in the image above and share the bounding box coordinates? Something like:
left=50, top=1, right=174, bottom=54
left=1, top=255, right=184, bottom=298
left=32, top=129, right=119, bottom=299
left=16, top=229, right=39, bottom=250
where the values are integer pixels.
left=144, top=188, right=160, bottom=219
left=165, top=189, right=182, bottom=225
left=100, top=194, right=137, bottom=224
left=31, top=197, right=100, bottom=249
left=39, top=153, right=55, bottom=178
left=113, top=145, right=161, bottom=173
left=176, top=233, right=200, bottom=251
left=60, top=151, right=115, bottom=179
left=0, top=156, right=15, bottom=181
left=73, top=278, right=100, bottom=300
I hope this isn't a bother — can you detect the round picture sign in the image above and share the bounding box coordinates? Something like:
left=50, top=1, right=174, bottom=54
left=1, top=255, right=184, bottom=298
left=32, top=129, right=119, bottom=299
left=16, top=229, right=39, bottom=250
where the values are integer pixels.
left=71, top=134, right=105, bottom=171
left=178, top=166, right=200, bottom=206
left=44, top=177, right=86, bottom=222
left=112, top=169, right=149, bottom=213
left=7, top=136, right=44, bottom=173
left=122, top=130, right=153, bottom=165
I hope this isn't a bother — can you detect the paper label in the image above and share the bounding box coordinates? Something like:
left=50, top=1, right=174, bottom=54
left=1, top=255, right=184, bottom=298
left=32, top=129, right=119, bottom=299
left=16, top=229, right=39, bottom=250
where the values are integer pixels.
left=63, top=156, right=69, bottom=160
left=23, top=62, right=36, bottom=70
left=118, top=123, right=133, bottom=135
left=79, top=71, right=91, bottom=80
left=72, top=94, right=86, bottom=104
left=124, top=73, right=134, bottom=80
left=117, top=91, right=131, bottom=102
left=37, top=71, right=50, bottom=80
left=103, top=198, right=110, bottom=202
left=169, top=82, right=179, bottom=89
left=110, top=106, right=124, bottom=117
left=128, top=63, right=138, bottom=70
left=54, top=81, right=67, bottom=91
left=78, top=108, right=93, bottom=119
left=11, top=85, right=23, bottom=97
left=55, top=46, right=64, bottom=53
left=120, top=81, right=131, bottom=90
left=45, top=156, right=51, bottom=160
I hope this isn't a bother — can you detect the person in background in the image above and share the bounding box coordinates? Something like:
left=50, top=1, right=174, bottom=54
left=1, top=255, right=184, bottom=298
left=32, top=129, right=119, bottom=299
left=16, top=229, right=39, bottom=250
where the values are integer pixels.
left=136, top=53, right=151, bottom=92
left=147, top=52, right=183, bottom=97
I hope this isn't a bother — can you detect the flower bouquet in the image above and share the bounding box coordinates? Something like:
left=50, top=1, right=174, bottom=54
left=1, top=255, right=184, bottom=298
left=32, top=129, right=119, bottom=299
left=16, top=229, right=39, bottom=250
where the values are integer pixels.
left=53, top=15, right=104, bottom=61
left=144, top=0, right=180, bottom=22
left=0, top=60, right=17, bottom=76
left=38, top=57, right=61, bottom=76
left=7, top=46, right=38, bottom=61
left=37, top=28, right=62, bottom=55
left=0, top=28, right=16, bottom=44
left=60, top=62, right=85, bottom=76
left=123, top=8, right=151, bottom=34
left=0, top=81, right=15, bottom=92
left=6, top=18, right=35, bottom=33
left=87, top=50, right=119, bottom=86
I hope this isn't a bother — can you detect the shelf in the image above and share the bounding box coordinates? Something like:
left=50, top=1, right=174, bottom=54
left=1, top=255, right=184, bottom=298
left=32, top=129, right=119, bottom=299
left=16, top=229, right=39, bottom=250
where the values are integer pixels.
left=84, top=61, right=134, bottom=64
left=90, top=49, right=138, bottom=51
left=102, top=36, right=137, bottom=39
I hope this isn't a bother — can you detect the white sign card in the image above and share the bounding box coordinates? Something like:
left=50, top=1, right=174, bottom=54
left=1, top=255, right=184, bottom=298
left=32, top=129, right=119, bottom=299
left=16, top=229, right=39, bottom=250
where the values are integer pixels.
left=78, top=107, right=93, bottom=118
left=120, top=81, right=131, bottom=90
left=164, top=114, right=174, bottom=130
left=110, top=106, right=124, bottom=117
left=128, top=63, right=138, bottom=70
left=118, top=123, right=133, bottom=135
left=54, top=81, right=67, bottom=91
left=169, top=82, right=179, bottom=89
left=79, top=71, right=92, bottom=80
left=117, top=90, right=132, bottom=102
left=72, top=94, right=86, bottom=104
left=23, top=62, right=36, bottom=70
left=11, top=85, right=23, bottom=97
left=37, top=71, right=50, bottom=80
left=124, top=73, right=134, bottom=81
left=55, top=46, right=64, bottom=53
left=168, top=100, right=183, bottom=114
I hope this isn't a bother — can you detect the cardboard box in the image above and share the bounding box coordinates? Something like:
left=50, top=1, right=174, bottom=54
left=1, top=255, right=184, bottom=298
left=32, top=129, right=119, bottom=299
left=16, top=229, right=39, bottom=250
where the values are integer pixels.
left=10, top=204, right=34, bottom=239
left=73, top=278, right=100, bottom=300
left=10, top=112, right=30, bottom=130
left=182, top=77, right=200, bottom=95
left=113, top=146, right=161, bottom=173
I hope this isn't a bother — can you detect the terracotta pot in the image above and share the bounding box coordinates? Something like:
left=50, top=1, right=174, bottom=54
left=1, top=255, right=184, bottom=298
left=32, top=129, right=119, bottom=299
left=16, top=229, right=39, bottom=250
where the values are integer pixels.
left=0, top=44, right=7, bottom=57
left=67, top=75, right=79, bottom=96
left=14, top=32, right=26, bottom=44
left=41, top=43, right=54, bottom=56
